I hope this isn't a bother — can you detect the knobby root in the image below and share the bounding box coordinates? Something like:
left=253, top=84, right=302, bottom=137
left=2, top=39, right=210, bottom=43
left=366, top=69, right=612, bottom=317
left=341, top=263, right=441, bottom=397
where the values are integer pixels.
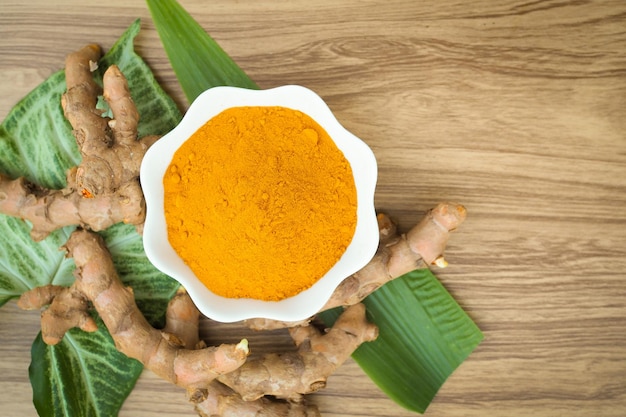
left=0, top=44, right=156, bottom=241
left=220, top=303, right=378, bottom=402
left=19, top=229, right=249, bottom=393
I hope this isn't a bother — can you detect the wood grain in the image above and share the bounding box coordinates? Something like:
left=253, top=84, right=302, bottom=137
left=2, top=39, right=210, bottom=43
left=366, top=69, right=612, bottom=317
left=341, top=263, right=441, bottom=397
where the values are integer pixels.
left=1, top=0, right=625, bottom=416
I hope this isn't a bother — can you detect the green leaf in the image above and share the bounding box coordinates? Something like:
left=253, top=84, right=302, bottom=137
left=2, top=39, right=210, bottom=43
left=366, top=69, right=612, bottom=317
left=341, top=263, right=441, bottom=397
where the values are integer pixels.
left=30, top=315, right=143, bottom=417
left=319, top=269, right=484, bottom=413
left=0, top=218, right=75, bottom=307
left=146, top=0, right=258, bottom=103
left=0, top=70, right=76, bottom=189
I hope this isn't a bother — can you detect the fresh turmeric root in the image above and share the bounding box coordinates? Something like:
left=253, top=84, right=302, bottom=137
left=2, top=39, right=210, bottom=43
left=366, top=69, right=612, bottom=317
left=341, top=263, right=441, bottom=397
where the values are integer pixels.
left=0, top=45, right=156, bottom=241
left=19, top=233, right=375, bottom=414
left=195, top=380, right=322, bottom=417
left=18, top=283, right=97, bottom=345
left=20, top=229, right=249, bottom=391
left=164, top=288, right=323, bottom=417
left=16, top=198, right=381, bottom=413
left=219, top=303, right=378, bottom=402
left=62, top=45, right=157, bottom=200
left=161, top=286, right=377, bottom=414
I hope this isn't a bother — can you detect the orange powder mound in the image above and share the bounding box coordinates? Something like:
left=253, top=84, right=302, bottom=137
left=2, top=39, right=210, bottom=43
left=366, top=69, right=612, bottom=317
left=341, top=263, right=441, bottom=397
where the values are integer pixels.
left=163, top=106, right=357, bottom=301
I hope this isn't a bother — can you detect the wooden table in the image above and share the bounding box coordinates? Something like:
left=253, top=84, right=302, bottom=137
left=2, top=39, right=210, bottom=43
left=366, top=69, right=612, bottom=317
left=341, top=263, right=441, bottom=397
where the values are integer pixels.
left=1, top=1, right=625, bottom=416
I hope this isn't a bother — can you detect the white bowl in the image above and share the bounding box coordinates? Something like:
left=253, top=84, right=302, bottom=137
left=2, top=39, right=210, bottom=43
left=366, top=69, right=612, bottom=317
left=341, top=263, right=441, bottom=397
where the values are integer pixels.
left=141, top=85, right=378, bottom=323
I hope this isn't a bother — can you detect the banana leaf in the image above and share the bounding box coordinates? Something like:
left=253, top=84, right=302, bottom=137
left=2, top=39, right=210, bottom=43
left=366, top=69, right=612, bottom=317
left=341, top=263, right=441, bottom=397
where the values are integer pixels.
left=146, top=0, right=257, bottom=102
left=318, top=269, right=483, bottom=412
left=146, top=0, right=483, bottom=413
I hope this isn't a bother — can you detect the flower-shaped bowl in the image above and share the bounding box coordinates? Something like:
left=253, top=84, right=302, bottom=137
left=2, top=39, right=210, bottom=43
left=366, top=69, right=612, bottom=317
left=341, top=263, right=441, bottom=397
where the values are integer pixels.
left=141, top=85, right=378, bottom=323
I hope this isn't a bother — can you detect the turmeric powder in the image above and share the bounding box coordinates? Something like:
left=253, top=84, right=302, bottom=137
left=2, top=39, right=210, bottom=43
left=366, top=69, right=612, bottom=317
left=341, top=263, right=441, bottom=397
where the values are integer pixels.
left=163, top=106, right=357, bottom=301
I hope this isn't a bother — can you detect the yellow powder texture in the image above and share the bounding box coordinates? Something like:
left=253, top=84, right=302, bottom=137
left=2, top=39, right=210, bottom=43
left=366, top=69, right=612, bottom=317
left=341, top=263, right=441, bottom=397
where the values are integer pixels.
left=163, top=106, right=357, bottom=301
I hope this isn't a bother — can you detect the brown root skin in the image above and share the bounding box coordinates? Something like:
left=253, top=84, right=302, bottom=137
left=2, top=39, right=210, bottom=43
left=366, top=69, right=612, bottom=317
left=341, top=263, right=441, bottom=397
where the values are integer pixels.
left=0, top=170, right=146, bottom=241
left=18, top=284, right=97, bottom=344
left=219, top=303, right=378, bottom=402
left=17, top=284, right=66, bottom=310
left=62, top=46, right=147, bottom=199
left=70, top=64, right=152, bottom=200
left=59, top=229, right=248, bottom=390
left=165, top=287, right=321, bottom=416
left=19, top=232, right=373, bottom=415
left=246, top=202, right=467, bottom=331
left=163, top=288, right=203, bottom=350
left=0, top=46, right=155, bottom=241
left=195, top=381, right=321, bottom=417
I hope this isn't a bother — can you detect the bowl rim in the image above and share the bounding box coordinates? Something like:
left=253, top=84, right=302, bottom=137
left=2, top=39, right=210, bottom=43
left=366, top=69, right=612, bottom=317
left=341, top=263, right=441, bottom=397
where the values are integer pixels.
left=141, top=85, right=378, bottom=323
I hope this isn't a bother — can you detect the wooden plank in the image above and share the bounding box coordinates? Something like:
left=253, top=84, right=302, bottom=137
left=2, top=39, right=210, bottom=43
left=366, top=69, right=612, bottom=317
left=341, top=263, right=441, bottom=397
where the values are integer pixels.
left=1, top=0, right=625, bottom=416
